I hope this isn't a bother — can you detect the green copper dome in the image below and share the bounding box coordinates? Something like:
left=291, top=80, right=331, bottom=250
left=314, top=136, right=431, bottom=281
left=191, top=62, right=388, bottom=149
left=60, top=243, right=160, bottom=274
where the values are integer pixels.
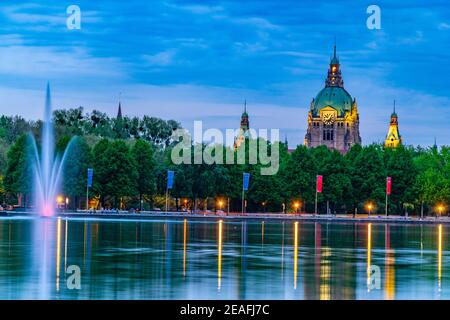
left=311, top=86, right=352, bottom=117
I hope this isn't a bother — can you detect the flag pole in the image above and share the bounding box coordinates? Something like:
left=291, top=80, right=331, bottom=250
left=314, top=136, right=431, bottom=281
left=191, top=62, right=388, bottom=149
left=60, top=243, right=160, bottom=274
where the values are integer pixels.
left=242, top=187, right=245, bottom=216
left=165, top=187, right=169, bottom=213
left=385, top=192, right=388, bottom=217
left=315, top=190, right=318, bottom=216
left=86, top=184, right=89, bottom=211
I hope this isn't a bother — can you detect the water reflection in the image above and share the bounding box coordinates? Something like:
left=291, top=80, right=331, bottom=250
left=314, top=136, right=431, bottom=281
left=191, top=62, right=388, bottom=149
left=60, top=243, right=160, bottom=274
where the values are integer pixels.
left=384, top=224, right=395, bottom=300
left=183, top=219, right=187, bottom=277
left=293, top=221, right=298, bottom=289
left=367, top=223, right=372, bottom=292
left=0, top=218, right=449, bottom=299
left=56, top=218, right=61, bottom=291
left=438, top=224, right=442, bottom=291
left=217, top=220, right=223, bottom=290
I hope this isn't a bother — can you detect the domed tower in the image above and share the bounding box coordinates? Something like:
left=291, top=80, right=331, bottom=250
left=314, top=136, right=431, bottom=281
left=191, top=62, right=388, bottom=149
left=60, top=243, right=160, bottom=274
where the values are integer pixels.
left=234, top=100, right=250, bottom=149
left=304, top=45, right=361, bottom=153
left=385, top=101, right=402, bottom=148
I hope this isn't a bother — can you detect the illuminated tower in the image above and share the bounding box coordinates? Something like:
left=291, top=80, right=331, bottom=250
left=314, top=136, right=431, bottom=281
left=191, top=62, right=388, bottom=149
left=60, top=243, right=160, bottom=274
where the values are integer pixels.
left=304, top=44, right=361, bottom=153
left=234, top=101, right=250, bottom=149
left=385, top=101, right=402, bottom=148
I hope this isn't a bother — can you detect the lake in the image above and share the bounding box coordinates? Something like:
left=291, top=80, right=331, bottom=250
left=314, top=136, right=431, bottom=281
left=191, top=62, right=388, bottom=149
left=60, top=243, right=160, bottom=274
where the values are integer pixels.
left=0, top=216, right=446, bottom=299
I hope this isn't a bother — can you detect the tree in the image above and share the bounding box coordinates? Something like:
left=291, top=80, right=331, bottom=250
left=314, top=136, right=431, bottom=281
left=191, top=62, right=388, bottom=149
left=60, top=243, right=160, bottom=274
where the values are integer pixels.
left=384, top=146, right=417, bottom=214
left=350, top=144, right=386, bottom=213
left=282, top=145, right=317, bottom=212
left=131, top=139, right=156, bottom=210
left=92, top=139, right=111, bottom=207
left=102, top=140, right=138, bottom=208
left=4, top=134, right=33, bottom=206
left=61, top=136, right=92, bottom=209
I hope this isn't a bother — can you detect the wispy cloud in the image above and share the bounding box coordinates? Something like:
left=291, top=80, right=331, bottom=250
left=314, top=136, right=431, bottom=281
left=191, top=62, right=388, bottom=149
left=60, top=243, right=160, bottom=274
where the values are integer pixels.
left=142, top=50, right=177, bottom=67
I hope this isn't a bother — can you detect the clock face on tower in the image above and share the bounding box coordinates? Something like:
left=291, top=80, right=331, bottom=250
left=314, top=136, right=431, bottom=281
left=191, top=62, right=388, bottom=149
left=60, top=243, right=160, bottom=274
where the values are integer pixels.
left=321, top=111, right=335, bottom=125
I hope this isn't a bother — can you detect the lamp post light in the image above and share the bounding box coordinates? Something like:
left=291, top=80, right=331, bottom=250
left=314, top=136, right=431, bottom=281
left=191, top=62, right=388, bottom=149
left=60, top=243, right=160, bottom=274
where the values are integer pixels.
left=294, top=202, right=300, bottom=214
left=367, top=203, right=373, bottom=218
left=437, top=205, right=444, bottom=220
left=218, top=200, right=223, bottom=212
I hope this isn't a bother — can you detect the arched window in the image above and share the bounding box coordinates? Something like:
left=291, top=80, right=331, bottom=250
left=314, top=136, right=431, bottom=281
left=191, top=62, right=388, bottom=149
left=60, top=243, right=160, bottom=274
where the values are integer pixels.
left=323, top=124, right=334, bottom=141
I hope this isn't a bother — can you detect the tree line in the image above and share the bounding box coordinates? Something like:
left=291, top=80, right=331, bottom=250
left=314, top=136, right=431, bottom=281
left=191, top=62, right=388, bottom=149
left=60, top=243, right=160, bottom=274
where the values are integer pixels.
left=0, top=109, right=449, bottom=215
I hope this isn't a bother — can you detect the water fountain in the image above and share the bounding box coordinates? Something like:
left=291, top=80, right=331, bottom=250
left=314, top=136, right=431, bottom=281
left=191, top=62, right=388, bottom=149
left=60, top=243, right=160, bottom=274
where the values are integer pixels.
left=30, top=83, right=73, bottom=216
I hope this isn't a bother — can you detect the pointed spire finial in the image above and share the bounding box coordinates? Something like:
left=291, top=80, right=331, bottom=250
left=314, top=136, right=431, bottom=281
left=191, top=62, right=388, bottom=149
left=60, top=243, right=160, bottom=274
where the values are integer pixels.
left=244, top=99, right=247, bottom=113
left=393, top=100, right=396, bottom=114
left=117, top=92, right=123, bottom=119
left=333, top=37, right=337, bottom=58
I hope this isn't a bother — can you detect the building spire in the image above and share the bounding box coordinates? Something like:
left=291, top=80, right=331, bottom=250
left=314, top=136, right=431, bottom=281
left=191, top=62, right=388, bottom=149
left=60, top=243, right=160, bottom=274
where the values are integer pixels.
left=385, top=102, right=401, bottom=148
left=117, top=92, right=123, bottom=119
left=244, top=99, right=247, bottom=113
left=326, top=43, right=343, bottom=87
left=333, top=37, right=337, bottom=59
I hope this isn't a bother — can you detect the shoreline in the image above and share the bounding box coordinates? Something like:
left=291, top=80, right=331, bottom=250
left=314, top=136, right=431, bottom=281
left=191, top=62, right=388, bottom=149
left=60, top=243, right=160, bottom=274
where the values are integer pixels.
left=1, top=210, right=449, bottom=225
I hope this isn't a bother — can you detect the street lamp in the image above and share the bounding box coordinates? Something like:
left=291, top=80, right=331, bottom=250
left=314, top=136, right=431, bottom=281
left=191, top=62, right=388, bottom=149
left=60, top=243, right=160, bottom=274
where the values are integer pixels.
left=218, top=200, right=223, bottom=211
left=366, top=202, right=374, bottom=218
left=294, top=201, right=300, bottom=214
left=437, top=204, right=445, bottom=219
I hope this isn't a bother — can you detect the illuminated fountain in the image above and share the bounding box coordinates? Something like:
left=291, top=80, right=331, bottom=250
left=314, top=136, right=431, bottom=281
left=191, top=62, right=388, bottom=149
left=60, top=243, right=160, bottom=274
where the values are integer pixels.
left=30, top=83, right=72, bottom=216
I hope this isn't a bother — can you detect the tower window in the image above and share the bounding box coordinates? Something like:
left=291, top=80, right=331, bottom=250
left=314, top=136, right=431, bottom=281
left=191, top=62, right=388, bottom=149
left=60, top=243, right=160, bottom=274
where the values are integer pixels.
left=323, top=125, right=334, bottom=141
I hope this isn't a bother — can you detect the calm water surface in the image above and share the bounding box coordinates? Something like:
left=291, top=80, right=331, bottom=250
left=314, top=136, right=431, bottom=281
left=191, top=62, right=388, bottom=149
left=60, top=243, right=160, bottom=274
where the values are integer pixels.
left=0, top=216, right=447, bottom=299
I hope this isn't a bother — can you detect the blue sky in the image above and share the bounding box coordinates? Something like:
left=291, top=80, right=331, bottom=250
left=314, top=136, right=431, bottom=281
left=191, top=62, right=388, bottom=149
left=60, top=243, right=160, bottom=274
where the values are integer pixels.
left=0, top=0, right=449, bottom=147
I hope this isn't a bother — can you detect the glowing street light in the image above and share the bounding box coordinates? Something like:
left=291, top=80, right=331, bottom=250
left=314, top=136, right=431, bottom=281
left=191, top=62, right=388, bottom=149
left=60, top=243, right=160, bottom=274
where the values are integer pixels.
left=436, top=204, right=445, bottom=219
left=218, top=200, right=224, bottom=211
left=366, top=202, right=374, bottom=218
left=294, top=201, right=300, bottom=214
left=56, top=196, right=63, bottom=205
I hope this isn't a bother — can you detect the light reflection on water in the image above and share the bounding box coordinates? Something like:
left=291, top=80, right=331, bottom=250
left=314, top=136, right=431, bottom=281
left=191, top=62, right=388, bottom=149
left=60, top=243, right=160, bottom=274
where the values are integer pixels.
left=0, top=217, right=448, bottom=300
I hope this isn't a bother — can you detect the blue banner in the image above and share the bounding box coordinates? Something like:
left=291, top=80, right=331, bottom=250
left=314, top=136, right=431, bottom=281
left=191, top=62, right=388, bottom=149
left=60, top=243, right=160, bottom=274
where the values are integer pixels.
left=87, top=168, right=93, bottom=187
left=167, top=170, right=175, bottom=189
left=243, top=172, right=250, bottom=191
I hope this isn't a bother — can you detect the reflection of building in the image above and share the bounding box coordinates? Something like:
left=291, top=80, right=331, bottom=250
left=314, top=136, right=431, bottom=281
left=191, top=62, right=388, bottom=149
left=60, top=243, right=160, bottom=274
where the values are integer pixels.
left=304, top=45, right=361, bottom=153
left=385, top=102, right=402, bottom=148
left=234, top=101, right=250, bottom=149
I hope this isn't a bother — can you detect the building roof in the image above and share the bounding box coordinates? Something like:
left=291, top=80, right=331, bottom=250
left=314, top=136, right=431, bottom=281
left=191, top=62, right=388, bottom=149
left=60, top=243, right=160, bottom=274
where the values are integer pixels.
left=311, top=86, right=353, bottom=117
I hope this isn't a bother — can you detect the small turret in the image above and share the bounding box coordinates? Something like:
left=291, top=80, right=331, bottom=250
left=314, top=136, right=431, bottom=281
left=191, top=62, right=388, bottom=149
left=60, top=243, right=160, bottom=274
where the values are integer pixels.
left=385, top=100, right=402, bottom=148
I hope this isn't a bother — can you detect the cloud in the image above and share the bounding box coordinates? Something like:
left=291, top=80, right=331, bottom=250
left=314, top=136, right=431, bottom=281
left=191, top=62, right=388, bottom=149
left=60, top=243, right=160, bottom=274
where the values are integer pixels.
left=438, top=22, right=450, bottom=30
left=142, top=50, right=177, bottom=67
left=173, top=4, right=224, bottom=15
left=0, top=45, right=124, bottom=78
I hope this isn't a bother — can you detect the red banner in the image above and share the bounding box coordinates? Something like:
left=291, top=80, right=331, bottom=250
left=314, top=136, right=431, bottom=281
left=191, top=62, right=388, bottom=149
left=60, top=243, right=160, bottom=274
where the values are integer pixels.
left=386, top=177, right=392, bottom=195
left=316, top=175, right=323, bottom=193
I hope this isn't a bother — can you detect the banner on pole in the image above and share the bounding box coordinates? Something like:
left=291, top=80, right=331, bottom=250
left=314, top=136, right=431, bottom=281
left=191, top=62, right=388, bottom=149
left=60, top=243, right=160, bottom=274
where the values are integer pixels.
left=243, top=172, right=250, bottom=191
left=316, top=175, right=323, bottom=193
left=386, top=177, right=392, bottom=195
left=87, top=168, right=93, bottom=187
left=167, top=170, right=175, bottom=189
